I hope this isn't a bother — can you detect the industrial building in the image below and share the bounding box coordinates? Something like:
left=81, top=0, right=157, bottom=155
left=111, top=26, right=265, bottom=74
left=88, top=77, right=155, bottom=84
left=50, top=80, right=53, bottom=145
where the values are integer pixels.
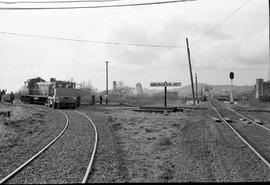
left=135, top=83, right=143, bottom=95
left=256, top=79, right=270, bottom=100
left=111, top=81, right=135, bottom=96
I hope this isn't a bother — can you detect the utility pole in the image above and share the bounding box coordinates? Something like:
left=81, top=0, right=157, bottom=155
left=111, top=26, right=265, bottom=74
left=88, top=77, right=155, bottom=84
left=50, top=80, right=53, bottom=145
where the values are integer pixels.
left=195, top=73, right=199, bottom=104
left=106, top=61, right=108, bottom=105
left=269, top=0, right=270, bottom=80
left=186, top=37, right=196, bottom=105
left=164, top=81, right=167, bottom=107
left=200, top=85, right=203, bottom=99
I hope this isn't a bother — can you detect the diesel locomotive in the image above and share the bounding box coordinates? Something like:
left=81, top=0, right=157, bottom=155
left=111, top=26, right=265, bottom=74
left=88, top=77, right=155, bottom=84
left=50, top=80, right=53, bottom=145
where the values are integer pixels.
left=20, top=77, right=80, bottom=109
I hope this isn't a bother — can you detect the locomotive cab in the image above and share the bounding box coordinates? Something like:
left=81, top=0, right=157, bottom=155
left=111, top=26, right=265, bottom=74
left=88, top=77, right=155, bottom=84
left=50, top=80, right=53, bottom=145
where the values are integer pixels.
left=20, top=77, right=48, bottom=104
left=47, top=79, right=77, bottom=109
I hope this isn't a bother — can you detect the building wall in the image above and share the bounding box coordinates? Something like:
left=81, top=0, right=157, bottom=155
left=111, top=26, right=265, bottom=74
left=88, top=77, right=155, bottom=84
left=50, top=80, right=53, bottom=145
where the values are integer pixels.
left=263, top=81, right=270, bottom=98
left=255, top=78, right=270, bottom=99
left=256, top=79, right=263, bottom=99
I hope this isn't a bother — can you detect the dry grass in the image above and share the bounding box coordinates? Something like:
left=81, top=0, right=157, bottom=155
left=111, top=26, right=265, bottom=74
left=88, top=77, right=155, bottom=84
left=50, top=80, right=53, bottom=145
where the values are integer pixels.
left=101, top=101, right=270, bottom=182
left=0, top=104, right=47, bottom=152
left=104, top=109, right=188, bottom=182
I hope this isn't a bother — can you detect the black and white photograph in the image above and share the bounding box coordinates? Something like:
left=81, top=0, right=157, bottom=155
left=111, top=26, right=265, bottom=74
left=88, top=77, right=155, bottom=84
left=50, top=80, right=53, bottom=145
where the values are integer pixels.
left=0, top=0, right=270, bottom=183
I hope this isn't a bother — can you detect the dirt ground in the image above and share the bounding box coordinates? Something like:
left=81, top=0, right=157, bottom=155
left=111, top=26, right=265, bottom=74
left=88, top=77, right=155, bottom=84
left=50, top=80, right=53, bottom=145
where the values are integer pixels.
left=1, top=101, right=270, bottom=182
left=100, top=102, right=270, bottom=182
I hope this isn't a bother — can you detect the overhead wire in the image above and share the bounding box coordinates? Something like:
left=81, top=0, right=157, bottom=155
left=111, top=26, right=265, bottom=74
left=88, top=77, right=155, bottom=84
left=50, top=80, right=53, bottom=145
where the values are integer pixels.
left=191, top=0, right=251, bottom=48
left=0, top=0, right=121, bottom=4
left=0, top=0, right=190, bottom=48
left=0, top=0, right=251, bottom=49
left=0, top=0, right=195, bottom=10
left=0, top=31, right=185, bottom=48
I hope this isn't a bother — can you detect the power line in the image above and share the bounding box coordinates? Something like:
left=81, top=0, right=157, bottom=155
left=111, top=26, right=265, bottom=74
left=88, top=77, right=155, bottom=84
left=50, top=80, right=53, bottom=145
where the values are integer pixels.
left=0, top=0, right=195, bottom=10
left=191, top=0, right=251, bottom=47
left=0, top=31, right=185, bottom=48
left=0, top=0, right=121, bottom=4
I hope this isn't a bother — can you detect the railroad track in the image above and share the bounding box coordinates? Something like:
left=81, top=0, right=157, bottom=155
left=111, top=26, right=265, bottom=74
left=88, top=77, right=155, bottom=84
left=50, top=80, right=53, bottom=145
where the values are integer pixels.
left=0, top=108, right=98, bottom=184
left=214, top=100, right=270, bottom=132
left=208, top=97, right=270, bottom=169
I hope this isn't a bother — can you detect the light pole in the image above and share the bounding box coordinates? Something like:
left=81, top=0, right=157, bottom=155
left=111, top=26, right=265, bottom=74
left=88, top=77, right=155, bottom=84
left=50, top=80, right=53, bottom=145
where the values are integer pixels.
left=195, top=73, right=199, bottom=104
left=105, top=61, right=108, bottom=105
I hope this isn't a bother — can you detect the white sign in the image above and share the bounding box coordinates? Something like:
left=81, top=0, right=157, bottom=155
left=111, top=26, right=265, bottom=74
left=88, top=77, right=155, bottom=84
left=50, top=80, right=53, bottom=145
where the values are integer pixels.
left=150, top=82, right=181, bottom=87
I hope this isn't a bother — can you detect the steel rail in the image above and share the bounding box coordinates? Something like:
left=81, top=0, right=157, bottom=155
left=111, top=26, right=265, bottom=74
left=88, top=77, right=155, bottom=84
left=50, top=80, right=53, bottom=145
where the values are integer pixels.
left=75, top=111, right=98, bottom=183
left=208, top=98, right=270, bottom=169
left=0, top=110, right=69, bottom=184
left=214, top=99, right=270, bottom=132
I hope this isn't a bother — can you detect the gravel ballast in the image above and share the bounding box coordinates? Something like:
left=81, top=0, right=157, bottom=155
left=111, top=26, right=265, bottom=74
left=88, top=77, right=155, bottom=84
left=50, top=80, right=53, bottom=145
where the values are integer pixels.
left=5, top=110, right=95, bottom=184
left=0, top=104, right=66, bottom=182
left=2, top=102, right=270, bottom=183
left=80, top=107, right=129, bottom=183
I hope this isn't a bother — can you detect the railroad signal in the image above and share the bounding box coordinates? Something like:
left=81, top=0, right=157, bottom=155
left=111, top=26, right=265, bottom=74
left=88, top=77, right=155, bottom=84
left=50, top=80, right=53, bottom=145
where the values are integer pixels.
left=229, top=72, right=234, bottom=80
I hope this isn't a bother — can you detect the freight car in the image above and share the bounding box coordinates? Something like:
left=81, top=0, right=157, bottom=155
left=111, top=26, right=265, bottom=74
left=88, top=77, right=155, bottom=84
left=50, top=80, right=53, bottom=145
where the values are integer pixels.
left=20, top=77, right=80, bottom=109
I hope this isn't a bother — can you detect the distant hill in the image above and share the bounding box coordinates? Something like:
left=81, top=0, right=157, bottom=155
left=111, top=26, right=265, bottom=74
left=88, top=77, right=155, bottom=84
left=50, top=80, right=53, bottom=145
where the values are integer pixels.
left=143, top=83, right=255, bottom=97
left=174, top=83, right=255, bottom=97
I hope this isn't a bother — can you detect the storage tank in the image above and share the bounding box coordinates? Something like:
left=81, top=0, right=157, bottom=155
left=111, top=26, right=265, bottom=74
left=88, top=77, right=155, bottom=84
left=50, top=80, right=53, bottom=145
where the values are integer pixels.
left=135, top=82, right=143, bottom=95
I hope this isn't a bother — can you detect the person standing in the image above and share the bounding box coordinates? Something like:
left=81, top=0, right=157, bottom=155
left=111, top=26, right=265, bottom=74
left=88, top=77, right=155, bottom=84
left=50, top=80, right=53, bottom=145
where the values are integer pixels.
left=10, top=91, right=15, bottom=104
left=0, top=89, right=6, bottom=102
left=76, top=94, right=81, bottom=107
left=99, top=95, right=103, bottom=105
left=91, top=94, right=95, bottom=105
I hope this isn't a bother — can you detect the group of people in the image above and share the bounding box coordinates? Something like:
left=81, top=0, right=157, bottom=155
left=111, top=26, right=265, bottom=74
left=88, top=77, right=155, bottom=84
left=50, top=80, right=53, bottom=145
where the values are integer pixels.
left=0, top=89, right=15, bottom=104
left=90, top=94, right=104, bottom=105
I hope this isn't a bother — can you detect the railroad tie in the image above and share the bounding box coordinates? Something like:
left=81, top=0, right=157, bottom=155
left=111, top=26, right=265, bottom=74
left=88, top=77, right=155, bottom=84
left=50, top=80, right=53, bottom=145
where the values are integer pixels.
left=0, top=111, right=11, bottom=117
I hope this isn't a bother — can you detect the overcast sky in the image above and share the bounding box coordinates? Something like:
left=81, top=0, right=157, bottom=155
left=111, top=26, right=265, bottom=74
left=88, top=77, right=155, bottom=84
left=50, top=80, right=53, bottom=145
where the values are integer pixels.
left=0, top=0, right=268, bottom=92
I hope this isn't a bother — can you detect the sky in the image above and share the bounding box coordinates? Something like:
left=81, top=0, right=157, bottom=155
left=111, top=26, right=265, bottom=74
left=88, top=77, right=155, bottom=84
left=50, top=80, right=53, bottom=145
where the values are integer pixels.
left=0, top=0, right=268, bottom=92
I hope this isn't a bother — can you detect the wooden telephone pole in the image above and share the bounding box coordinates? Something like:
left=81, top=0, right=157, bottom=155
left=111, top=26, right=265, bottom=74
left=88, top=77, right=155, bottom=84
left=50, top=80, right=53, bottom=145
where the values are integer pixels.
left=186, top=37, right=196, bottom=105
left=269, top=0, right=270, bottom=80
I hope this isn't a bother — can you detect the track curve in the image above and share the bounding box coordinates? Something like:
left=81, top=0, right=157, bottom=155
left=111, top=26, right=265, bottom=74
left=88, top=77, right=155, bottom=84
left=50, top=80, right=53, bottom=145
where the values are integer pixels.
left=0, top=110, right=69, bottom=184
left=75, top=110, right=98, bottom=183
